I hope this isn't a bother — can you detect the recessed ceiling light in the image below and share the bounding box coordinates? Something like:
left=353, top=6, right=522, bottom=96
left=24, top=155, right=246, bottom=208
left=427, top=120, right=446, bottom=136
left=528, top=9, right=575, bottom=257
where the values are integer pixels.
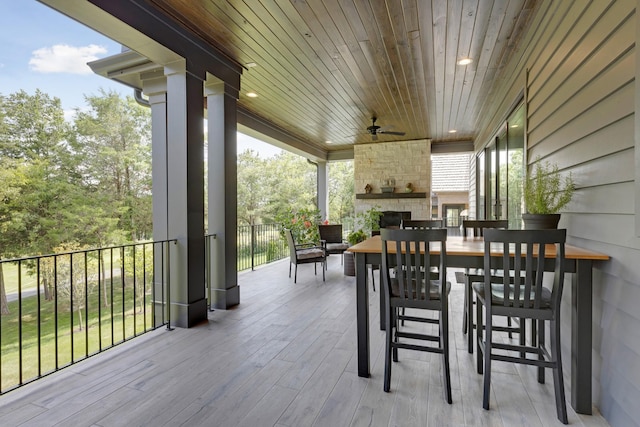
left=449, top=129, right=457, bottom=133
left=457, top=58, right=473, bottom=65
left=325, top=140, right=333, bottom=144
left=510, top=124, right=519, bottom=128
left=246, top=92, right=258, bottom=98
left=245, top=62, right=257, bottom=68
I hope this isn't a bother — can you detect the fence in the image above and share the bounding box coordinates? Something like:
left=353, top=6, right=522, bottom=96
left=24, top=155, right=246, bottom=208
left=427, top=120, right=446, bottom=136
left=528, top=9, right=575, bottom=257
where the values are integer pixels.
left=236, top=223, right=287, bottom=271
left=0, top=239, right=176, bottom=394
left=0, top=225, right=287, bottom=394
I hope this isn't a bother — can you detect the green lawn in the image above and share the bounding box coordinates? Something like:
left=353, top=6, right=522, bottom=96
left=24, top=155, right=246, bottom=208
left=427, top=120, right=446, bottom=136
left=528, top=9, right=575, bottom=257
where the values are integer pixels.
left=2, top=262, right=39, bottom=295
left=3, top=252, right=125, bottom=296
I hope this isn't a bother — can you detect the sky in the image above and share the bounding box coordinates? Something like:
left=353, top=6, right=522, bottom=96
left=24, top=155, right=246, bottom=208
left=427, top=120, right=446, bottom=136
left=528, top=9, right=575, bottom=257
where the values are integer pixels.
left=0, top=1, right=282, bottom=157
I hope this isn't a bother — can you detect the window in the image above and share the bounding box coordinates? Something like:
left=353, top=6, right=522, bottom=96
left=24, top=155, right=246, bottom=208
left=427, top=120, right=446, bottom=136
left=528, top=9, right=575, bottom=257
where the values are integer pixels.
left=443, top=204, right=466, bottom=227
left=476, top=102, right=525, bottom=228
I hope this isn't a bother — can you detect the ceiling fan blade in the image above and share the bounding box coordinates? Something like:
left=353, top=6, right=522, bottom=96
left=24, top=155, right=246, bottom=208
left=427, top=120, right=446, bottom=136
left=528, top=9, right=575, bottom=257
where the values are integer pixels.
left=379, top=130, right=405, bottom=136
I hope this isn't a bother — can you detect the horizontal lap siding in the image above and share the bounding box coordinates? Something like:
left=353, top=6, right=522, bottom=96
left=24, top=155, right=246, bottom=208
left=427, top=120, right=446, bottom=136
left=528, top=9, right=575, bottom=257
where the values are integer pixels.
left=468, top=153, right=476, bottom=219
left=476, top=1, right=640, bottom=426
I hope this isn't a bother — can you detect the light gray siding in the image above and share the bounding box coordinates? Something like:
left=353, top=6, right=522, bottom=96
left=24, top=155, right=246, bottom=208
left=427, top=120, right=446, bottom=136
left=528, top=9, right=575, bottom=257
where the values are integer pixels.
left=468, top=154, right=477, bottom=219
left=474, top=1, right=640, bottom=426
left=432, top=153, right=471, bottom=191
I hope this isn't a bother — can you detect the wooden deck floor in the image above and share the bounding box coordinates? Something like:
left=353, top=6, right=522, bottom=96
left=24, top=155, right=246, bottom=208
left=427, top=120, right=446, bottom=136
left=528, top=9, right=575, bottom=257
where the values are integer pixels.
left=0, top=255, right=610, bottom=426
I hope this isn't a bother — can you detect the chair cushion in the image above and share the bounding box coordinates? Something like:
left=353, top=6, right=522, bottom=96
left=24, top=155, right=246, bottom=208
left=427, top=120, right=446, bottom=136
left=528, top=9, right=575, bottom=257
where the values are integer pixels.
left=296, top=248, right=324, bottom=260
left=391, top=278, right=451, bottom=300
left=325, top=242, right=349, bottom=251
left=472, top=281, right=552, bottom=308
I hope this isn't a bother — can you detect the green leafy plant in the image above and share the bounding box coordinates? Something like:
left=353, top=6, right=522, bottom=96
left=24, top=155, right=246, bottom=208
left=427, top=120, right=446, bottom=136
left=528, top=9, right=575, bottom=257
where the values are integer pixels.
left=361, top=206, right=383, bottom=233
left=524, top=159, right=575, bottom=214
left=347, top=229, right=368, bottom=245
left=276, top=207, right=321, bottom=244
left=346, top=206, right=382, bottom=245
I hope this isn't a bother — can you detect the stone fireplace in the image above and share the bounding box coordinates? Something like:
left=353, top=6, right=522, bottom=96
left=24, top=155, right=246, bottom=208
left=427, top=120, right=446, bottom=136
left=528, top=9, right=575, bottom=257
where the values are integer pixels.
left=354, top=139, right=431, bottom=219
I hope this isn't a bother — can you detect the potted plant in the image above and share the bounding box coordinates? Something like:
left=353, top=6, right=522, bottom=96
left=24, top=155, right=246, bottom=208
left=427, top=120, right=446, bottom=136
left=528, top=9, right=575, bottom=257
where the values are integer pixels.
left=522, top=158, right=575, bottom=229
left=346, top=207, right=382, bottom=244
left=347, top=229, right=368, bottom=245
left=343, top=207, right=382, bottom=276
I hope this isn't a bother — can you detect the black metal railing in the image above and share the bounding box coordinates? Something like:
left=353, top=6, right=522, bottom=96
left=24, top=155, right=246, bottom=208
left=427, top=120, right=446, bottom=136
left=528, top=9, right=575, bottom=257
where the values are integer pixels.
left=0, top=224, right=287, bottom=394
left=236, top=223, right=287, bottom=271
left=0, top=239, right=176, bottom=394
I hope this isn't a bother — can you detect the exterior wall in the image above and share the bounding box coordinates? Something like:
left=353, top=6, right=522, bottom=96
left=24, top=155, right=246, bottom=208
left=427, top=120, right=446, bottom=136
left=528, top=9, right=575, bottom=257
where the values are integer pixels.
left=432, top=191, right=468, bottom=220
left=431, top=153, right=471, bottom=191
left=468, top=155, right=477, bottom=219
left=432, top=153, right=471, bottom=221
left=354, top=140, right=430, bottom=219
left=475, top=1, right=639, bottom=425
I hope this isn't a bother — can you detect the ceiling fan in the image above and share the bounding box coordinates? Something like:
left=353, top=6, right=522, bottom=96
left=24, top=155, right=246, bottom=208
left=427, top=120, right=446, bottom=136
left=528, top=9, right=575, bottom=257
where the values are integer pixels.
left=366, top=117, right=406, bottom=141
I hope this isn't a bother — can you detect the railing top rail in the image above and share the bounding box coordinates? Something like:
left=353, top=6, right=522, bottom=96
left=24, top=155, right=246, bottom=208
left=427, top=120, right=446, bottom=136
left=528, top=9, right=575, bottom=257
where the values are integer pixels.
left=0, top=239, right=178, bottom=264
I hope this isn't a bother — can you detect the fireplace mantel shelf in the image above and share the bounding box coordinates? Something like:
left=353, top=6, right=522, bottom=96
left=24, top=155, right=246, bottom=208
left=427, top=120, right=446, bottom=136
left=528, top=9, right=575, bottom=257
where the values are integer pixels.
left=356, top=192, right=427, bottom=199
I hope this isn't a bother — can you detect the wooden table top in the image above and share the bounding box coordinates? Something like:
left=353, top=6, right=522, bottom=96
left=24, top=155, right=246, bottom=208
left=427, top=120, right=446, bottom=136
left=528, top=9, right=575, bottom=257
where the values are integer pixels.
left=348, top=235, right=610, bottom=261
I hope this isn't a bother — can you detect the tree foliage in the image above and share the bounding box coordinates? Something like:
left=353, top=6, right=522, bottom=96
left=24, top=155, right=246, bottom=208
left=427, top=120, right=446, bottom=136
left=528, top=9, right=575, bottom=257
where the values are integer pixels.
left=262, top=151, right=318, bottom=223
left=328, top=160, right=354, bottom=223
left=0, top=91, right=80, bottom=258
left=44, top=243, right=98, bottom=331
left=237, top=150, right=268, bottom=226
left=73, top=89, right=152, bottom=242
left=0, top=89, right=152, bottom=315
left=236, top=152, right=354, bottom=227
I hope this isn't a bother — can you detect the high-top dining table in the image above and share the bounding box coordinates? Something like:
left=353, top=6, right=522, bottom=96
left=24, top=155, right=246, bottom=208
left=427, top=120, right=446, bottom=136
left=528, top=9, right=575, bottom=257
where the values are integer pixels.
left=348, top=234, right=610, bottom=415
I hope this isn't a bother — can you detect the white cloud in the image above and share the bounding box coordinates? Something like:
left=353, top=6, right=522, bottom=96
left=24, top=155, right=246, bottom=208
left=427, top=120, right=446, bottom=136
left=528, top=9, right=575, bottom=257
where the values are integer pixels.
left=29, top=44, right=107, bottom=75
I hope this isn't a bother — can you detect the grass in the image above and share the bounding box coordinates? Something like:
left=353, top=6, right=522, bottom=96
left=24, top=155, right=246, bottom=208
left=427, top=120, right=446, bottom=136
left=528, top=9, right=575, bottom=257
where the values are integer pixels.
left=2, top=262, right=39, bottom=295
left=0, top=277, right=162, bottom=393
left=3, top=252, right=125, bottom=296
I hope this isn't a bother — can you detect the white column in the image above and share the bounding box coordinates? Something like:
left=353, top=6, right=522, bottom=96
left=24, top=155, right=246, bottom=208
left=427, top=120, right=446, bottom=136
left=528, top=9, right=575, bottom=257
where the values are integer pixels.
left=142, top=71, right=170, bottom=327
left=205, top=80, right=240, bottom=309
left=317, top=161, right=329, bottom=220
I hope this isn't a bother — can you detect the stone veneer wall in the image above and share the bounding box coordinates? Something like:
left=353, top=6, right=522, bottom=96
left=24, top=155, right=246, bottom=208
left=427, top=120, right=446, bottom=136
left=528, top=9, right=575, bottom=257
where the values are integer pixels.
left=354, top=139, right=431, bottom=219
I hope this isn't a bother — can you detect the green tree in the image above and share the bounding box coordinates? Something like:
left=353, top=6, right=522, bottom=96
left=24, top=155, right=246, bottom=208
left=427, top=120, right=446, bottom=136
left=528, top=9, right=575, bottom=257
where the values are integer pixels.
left=0, top=90, right=71, bottom=161
left=328, top=160, right=354, bottom=223
left=0, top=157, right=26, bottom=314
left=72, top=89, right=152, bottom=242
left=236, top=150, right=354, bottom=228
left=237, top=150, right=267, bottom=225
left=45, top=243, right=98, bottom=331
left=73, top=90, right=151, bottom=306
left=262, top=152, right=317, bottom=223
left=0, top=90, right=80, bottom=310
left=0, top=91, right=93, bottom=257
left=0, top=89, right=143, bottom=312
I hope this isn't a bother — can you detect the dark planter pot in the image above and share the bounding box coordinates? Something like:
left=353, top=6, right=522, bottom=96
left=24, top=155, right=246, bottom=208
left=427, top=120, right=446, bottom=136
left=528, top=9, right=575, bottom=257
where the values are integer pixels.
left=343, top=251, right=356, bottom=276
left=522, top=213, right=561, bottom=230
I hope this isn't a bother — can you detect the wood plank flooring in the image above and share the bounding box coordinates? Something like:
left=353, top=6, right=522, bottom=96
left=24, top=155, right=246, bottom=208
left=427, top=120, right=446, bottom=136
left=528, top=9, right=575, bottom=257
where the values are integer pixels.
left=0, top=256, right=611, bottom=426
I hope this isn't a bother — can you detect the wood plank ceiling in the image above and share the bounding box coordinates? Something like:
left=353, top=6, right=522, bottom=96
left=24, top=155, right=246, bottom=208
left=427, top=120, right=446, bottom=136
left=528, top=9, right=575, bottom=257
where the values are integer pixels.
left=146, top=0, right=538, bottom=154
